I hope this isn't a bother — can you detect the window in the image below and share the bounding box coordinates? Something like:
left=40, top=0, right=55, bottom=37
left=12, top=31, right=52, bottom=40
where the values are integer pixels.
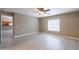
left=48, top=18, right=60, bottom=32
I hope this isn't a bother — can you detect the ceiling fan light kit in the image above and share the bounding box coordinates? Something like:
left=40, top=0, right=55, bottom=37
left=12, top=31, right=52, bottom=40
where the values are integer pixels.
left=33, top=8, right=50, bottom=15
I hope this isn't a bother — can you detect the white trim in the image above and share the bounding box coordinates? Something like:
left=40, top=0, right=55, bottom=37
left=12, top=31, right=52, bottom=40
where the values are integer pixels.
left=62, top=35, right=79, bottom=40
left=53, top=34, right=79, bottom=40
left=47, top=32, right=79, bottom=40
left=14, top=32, right=79, bottom=40
left=14, top=32, right=39, bottom=38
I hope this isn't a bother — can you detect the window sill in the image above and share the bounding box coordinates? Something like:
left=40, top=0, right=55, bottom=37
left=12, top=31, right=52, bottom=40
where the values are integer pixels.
left=48, top=29, right=60, bottom=32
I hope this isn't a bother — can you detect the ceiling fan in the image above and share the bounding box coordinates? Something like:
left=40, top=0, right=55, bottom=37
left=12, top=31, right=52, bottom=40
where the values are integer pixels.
left=33, top=8, right=50, bottom=15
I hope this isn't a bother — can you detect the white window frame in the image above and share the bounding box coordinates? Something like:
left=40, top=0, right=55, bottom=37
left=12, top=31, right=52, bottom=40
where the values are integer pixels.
left=48, top=18, right=60, bottom=32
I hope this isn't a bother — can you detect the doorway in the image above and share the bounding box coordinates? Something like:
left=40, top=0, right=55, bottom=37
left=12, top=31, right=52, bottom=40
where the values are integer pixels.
left=1, top=12, right=14, bottom=47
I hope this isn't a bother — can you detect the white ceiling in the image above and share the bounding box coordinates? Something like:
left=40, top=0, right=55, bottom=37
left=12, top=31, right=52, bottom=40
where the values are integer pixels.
left=0, top=8, right=79, bottom=18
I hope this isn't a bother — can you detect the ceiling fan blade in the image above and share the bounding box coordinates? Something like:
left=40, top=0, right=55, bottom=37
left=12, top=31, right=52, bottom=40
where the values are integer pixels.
left=45, top=9, right=50, bottom=11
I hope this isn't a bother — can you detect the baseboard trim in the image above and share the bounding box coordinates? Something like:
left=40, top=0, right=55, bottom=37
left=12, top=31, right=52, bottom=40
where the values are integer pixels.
left=14, top=32, right=79, bottom=40
left=14, top=32, right=39, bottom=38
left=53, top=34, right=79, bottom=40
left=47, top=32, right=79, bottom=40
left=62, top=35, right=79, bottom=40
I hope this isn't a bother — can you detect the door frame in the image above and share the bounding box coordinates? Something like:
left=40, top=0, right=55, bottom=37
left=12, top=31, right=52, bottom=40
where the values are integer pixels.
left=0, top=11, right=14, bottom=44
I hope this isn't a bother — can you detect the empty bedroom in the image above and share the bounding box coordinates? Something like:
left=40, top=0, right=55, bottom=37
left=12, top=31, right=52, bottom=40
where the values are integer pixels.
left=0, top=8, right=79, bottom=50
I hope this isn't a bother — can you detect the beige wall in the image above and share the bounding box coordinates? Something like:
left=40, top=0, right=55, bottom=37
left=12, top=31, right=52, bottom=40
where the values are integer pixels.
left=14, top=13, right=39, bottom=36
left=39, top=12, right=79, bottom=38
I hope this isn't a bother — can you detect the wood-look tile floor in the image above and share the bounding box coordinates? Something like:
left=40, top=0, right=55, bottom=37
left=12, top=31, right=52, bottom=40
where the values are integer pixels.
left=0, top=33, right=79, bottom=50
